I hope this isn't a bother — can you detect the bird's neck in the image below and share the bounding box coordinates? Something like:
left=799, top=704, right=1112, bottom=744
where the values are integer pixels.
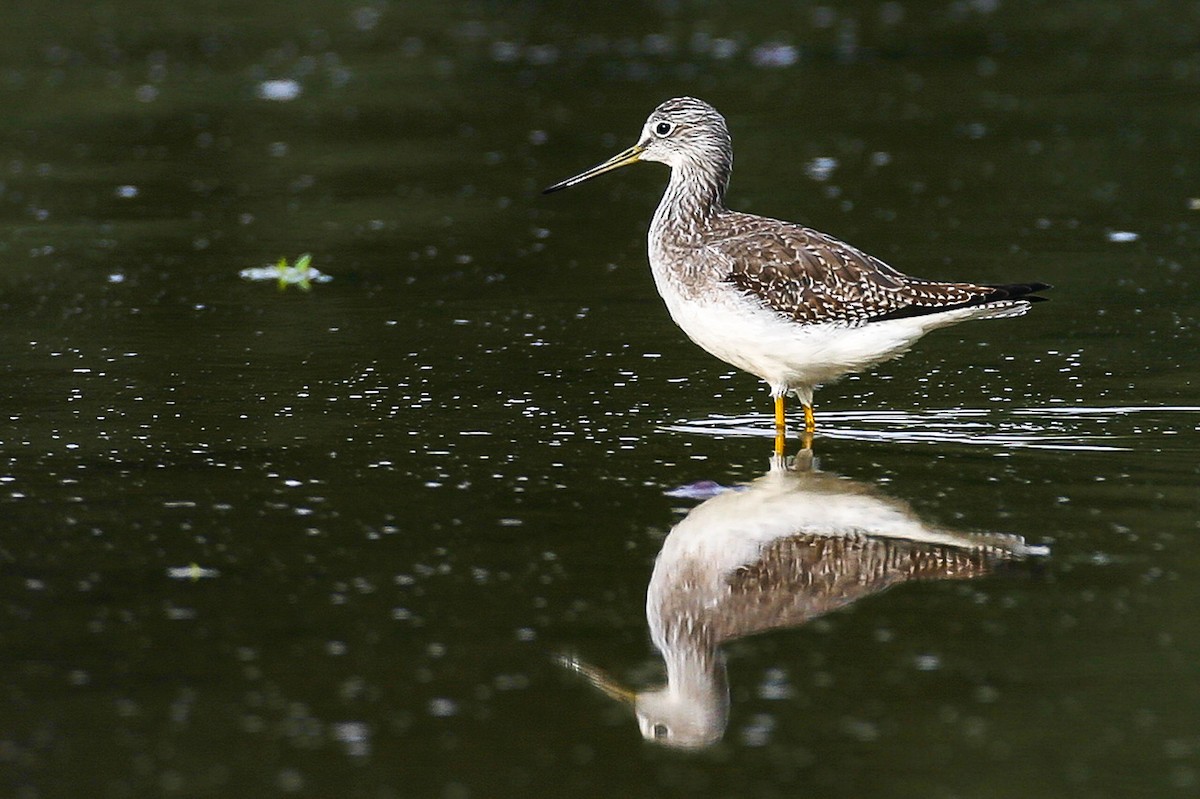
left=651, top=159, right=730, bottom=244
left=662, top=640, right=728, bottom=703
left=648, top=571, right=730, bottom=707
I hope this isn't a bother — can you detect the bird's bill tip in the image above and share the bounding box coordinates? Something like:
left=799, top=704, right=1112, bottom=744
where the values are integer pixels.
left=542, top=143, right=645, bottom=194
left=555, top=652, right=637, bottom=705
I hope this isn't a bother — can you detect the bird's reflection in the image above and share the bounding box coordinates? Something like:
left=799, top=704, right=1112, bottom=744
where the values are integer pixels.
left=561, top=451, right=1047, bottom=749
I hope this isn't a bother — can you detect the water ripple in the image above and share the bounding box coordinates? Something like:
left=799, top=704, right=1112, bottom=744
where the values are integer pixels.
left=663, top=405, right=1200, bottom=451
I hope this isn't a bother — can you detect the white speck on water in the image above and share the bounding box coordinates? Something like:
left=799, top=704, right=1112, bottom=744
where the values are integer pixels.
left=751, top=42, right=798, bottom=69
left=914, top=653, right=942, bottom=671
left=257, top=79, right=302, bottom=101
left=428, top=697, right=458, bottom=717
left=1106, top=230, right=1139, bottom=243
left=114, top=185, right=139, bottom=199
left=805, top=156, right=839, bottom=181
left=525, top=44, right=560, bottom=65
left=740, top=713, right=776, bottom=746
left=494, top=673, right=530, bottom=691
left=107, top=273, right=125, bottom=283
left=332, top=721, right=371, bottom=757
left=710, top=38, right=739, bottom=59
left=276, top=768, right=304, bottom=793
left=351, top=6, right=381, bottom=32
left=974, top=684, right=1000, bottom=703
left=490, top=41, right=521, bottom=63
left=757, top=668, right=794, bottom=700
left=642, top=33, right=673, bottom=56
left=840, top=716, right=880, bottom=742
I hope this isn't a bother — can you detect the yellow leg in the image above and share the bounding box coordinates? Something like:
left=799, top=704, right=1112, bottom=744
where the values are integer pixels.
left=803, top=404, right=815, bottom=432
left=773, top=395, right=786, bottom=458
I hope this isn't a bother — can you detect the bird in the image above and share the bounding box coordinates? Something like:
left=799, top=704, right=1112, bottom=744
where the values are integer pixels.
left=558, top=452, right=1048, bottom=749
left=544, top=97, right=1050, bottom=453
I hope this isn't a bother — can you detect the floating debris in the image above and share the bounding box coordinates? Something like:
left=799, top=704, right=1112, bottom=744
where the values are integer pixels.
left=166, top=563, right=220, bottom=581
left=239, top=253, right=331, bottom=291
left=1106, top=230, right=1140, bottom=243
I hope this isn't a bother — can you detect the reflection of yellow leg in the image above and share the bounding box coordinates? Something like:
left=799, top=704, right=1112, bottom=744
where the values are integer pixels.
left=773, top=395, right=786, bottom=457
left=803, top=404, right=815, bottom=432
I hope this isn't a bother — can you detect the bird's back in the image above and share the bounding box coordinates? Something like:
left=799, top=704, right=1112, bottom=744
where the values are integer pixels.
left=696, top=211, right=1048, bottom=326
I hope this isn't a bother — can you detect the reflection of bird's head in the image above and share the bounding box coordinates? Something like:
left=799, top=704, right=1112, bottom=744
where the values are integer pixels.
left=557, top=653, right=728, bottom=750
left=635, top=686, right=728, bottom=750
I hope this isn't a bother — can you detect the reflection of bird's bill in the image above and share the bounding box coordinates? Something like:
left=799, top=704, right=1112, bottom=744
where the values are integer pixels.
left=542, top=144, right=646, bottom=194
left=555, top=652, right=636, bottom=705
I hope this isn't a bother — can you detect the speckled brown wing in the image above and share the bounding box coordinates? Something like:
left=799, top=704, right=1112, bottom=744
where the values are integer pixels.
left=712, top=534, right=1008, bottom=642
left=710, top=214, right=1016, bottom=325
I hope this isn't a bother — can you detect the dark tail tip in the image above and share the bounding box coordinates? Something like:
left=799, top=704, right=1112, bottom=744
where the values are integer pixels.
left=984, top=282, right=1053, bottom=303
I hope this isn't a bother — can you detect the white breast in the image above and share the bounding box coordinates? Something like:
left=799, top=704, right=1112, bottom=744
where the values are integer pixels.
left=651, top=269, right=1029, bottom=403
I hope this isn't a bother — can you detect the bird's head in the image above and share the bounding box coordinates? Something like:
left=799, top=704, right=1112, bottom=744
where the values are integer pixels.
left=543, top=97, right=731, bottom=193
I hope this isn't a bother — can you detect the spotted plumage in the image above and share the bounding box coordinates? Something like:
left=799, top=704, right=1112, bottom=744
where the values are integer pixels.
left=545, top=97, right=1050, bottom=437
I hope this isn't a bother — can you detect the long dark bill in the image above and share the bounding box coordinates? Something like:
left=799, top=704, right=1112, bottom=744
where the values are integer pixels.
left=542, top=143, right=645, bottom=194
left=555, top=652, right=636, bottom=705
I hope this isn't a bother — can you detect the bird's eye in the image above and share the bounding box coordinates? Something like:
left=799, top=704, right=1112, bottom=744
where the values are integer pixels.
left=652, top=723, right=669, bottom=739
left=654, top=121, right=674, bottom=137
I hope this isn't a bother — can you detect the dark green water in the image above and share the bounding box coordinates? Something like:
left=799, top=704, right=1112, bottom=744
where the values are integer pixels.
left=2, top=1, right=1198, bottom=796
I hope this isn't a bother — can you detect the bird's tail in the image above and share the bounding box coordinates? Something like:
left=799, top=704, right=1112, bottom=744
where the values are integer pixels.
left=978, top=282, right=1052, bottom=304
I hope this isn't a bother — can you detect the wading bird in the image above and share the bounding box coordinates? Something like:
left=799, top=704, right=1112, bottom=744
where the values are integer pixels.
left=545, top=97, right=1049, bottom=454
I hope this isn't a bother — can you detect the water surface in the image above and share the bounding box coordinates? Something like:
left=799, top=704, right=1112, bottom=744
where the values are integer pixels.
left=1, top=2, right=1198, bottom=797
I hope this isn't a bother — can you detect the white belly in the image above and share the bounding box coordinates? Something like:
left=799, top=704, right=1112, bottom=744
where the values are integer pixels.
left=655, top=283, right=1027, bottom=404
